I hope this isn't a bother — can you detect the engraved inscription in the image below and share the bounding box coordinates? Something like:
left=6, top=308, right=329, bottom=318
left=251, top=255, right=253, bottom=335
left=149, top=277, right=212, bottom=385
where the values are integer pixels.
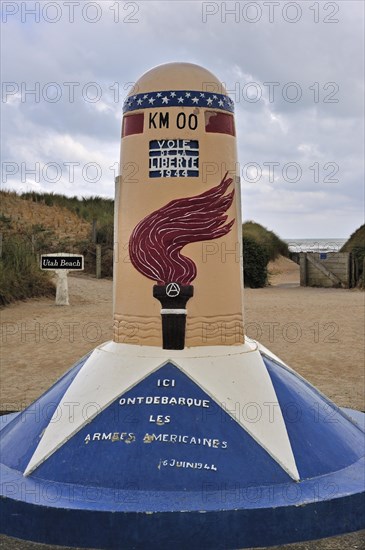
left=87, top=373, right=230, bottom=476
left=119, top=395, right=209, bottom=408
left=157, top=378, right=176, bottom=387
left=158, top=459, right=217, bottom=471
left=143, top=433, right=227, bottom=449
left=84, top=432, right=135, bottom=444
left=149, top=414, right=171, bottom=425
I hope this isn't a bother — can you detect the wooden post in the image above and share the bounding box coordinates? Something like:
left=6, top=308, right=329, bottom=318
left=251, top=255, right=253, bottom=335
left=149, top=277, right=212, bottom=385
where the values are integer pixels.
left=0, top=233, right=2, bottom=259
left=345, top=252, right=350, bottom=288
left=92, top=220, right=97, bottom=243
left=31, top=234, right=36, bottom=254
left=300, top=253, right=307, bottom=286
left=96, top=244, right=102, bottom=279
left=350, top=253, right=355, bottom=288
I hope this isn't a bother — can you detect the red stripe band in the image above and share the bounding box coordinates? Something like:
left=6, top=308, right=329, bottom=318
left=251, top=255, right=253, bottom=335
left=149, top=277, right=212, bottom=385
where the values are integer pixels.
left=205, top=111, right=235, bottom=136
left=122, top=113, right=144, bottom=137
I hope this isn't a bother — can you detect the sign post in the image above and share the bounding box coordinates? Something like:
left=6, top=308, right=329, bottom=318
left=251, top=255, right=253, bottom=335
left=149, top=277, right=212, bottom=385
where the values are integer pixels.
left=40, top=253, right=84, bottom=305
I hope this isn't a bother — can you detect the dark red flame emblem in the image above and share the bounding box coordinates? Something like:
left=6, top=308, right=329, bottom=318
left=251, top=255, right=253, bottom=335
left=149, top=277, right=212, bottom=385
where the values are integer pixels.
left=129, top=173, right=235, bottom=285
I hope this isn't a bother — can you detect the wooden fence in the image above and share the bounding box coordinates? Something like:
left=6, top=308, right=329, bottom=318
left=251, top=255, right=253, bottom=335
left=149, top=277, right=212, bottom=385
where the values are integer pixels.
left=298, top=252, right=362, bottom=288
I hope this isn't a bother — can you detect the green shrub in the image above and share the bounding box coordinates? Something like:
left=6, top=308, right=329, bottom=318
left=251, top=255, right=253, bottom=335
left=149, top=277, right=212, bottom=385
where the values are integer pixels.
left=340, top=225, right=365, bottom=254
left=2, top=190, right=116, bottom=286
left=241, top=221, right=288, bottom=287
left=96, top=222, right=114, bottom=246
left=341, top=225, right=365, bottom=285
left=0, top=236, right=55, bottom=306
left=242, top=221, right=289, bottom=261
left=341, top=226, right=365, bottom=265
left=101, top=247, right=114, bottom=278
left=243, top=235, right=269, bottom=288
left=76, top=241, right=113, bottom=278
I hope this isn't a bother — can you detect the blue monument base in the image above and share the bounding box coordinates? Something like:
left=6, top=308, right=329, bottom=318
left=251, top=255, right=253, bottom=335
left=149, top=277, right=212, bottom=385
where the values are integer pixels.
left=0, top=344, right=364, bottom=549
left=0, top=434, right=364, bottom=549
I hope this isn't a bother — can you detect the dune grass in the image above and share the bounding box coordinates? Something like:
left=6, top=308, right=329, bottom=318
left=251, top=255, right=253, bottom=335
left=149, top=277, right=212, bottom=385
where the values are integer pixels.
left=242, top=221, right=289, bottom=287
left=341, top=224, right=365, bottom=287
left=341, top=224, right=365, bottom=255
left=1, top=193, right=292, bottom=298
left=20, top=191, right=114, bottom=229
left=0, top=235, right=55, bottom=306
left=242, top=221, right=289, bottom=261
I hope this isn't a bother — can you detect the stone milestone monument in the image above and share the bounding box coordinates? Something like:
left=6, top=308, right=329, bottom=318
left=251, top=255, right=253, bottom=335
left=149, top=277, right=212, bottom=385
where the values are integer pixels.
left=1, top=63, right=364, bottom=549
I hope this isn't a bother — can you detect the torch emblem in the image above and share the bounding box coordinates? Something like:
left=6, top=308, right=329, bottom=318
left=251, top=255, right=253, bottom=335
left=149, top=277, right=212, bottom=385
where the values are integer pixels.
left=129, top=172, right=235, bottom=349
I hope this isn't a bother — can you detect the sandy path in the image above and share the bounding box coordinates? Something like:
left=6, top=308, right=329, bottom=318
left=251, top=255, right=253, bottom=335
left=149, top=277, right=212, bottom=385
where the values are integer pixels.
left=1, top=270, right=364, bottom=411
left=1, top=270, right=364, bottom=549
left=244, top=285, right=365, bottom=410
left=268, top=255, right=301, bottom=287
left=0, top=275, right=113, bottom=411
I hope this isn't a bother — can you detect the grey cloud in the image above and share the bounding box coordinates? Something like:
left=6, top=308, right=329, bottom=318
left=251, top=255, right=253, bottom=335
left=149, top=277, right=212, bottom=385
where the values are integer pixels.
left=1, top=0, right=363, bottom=238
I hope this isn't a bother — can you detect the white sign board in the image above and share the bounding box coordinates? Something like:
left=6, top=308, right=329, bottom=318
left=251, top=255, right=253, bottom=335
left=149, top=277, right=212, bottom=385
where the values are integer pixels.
left=40, top=253, right=84, bottom=306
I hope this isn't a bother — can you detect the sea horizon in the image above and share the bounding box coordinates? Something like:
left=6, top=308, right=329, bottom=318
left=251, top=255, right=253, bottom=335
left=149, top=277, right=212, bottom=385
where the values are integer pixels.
left=285, top=238, right=347, bottom=253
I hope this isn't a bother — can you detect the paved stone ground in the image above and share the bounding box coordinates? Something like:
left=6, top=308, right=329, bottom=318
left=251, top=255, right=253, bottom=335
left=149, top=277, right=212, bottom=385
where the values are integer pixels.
left=0, top=531, right=364, bottom=549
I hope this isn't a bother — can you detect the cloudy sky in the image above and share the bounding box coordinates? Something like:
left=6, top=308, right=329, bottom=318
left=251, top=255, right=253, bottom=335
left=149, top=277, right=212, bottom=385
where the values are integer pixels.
left=1, top=0, right=364, bottom=238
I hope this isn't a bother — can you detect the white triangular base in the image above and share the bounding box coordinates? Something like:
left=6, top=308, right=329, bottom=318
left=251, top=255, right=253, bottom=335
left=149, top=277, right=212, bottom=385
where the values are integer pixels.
left=24, top=341, right=299, bottom=481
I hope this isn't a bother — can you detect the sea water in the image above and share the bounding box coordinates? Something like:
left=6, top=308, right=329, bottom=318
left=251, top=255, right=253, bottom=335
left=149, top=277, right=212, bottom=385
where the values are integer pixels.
left=286, top=239, right=347, bottom=253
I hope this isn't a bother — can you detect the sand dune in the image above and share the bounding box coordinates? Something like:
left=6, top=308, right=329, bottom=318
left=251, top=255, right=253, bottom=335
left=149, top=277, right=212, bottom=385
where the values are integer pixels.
left=268, top=255, right=300, bottom=287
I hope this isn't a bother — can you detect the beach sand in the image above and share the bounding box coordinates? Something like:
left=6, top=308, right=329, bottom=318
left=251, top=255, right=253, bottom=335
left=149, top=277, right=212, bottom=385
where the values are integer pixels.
left=0, top=258, right=364, bottom=549
left=1, top=257, right=363, bottom=411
